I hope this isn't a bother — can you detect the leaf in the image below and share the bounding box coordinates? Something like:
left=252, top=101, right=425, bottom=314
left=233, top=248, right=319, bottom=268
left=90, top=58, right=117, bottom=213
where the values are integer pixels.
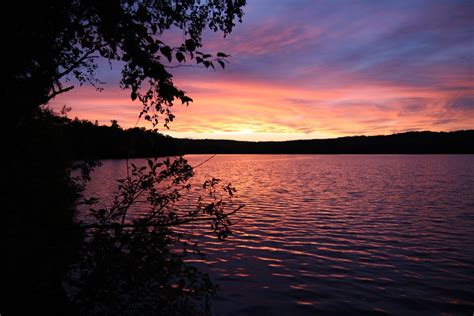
left=217, top=60, right=225, bottom=69
left=181, top=96, right=193, bottom=105
left=131, top=91, right=137, bottom=101
left=160, top=46, right=172, bottom=62
left=176, top=51, right=185, bottom=63
left=217, top=52, right=228, bottom=57
left=149, top=42, right=159, bottom=54
left=185, top=38, right=196, bottom=52
left=196, top=57, right=203, bottom=64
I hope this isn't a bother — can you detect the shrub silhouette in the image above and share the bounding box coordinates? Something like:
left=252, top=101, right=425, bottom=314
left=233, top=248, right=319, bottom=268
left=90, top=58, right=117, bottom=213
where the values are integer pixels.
left=71, top=159, right=242, bottom=315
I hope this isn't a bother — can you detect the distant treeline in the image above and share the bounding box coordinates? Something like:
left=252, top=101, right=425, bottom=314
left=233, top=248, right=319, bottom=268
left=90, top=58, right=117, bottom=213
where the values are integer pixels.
left=178, top=131, right=474, bottom=155
left=31, top=109, right=474, bottom=159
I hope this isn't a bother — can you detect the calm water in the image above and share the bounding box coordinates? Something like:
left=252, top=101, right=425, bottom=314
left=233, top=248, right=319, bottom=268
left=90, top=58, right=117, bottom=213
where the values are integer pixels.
left=84, top=155, right=474, bottom=315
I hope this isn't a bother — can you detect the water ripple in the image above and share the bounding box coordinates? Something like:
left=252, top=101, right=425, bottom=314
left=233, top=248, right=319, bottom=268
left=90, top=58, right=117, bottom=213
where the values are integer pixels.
left=85, top=155, right=474, bottom=315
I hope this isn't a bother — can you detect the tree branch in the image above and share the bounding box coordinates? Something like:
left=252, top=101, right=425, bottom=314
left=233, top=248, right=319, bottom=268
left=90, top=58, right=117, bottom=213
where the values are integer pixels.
left=164, top=64, right=205, bottom=69
left=45, top=85, right=75, bottom=103
left=54, top=48, right=102, bottom=81
left=81, top=213, right=237, bottom=230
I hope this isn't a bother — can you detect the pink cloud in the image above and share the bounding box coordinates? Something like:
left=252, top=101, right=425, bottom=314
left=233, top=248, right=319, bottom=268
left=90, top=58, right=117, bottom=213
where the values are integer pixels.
left=50, top=73, right=474, bottom=141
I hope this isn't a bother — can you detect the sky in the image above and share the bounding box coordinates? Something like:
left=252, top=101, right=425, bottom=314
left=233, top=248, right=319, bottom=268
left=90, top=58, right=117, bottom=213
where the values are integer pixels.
left=51, top=0, right=474, bottom=141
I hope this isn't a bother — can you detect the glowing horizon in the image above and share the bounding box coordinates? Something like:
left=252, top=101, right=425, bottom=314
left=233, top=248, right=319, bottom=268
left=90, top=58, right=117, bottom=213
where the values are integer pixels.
left=51, top=0, right=474, bottom=141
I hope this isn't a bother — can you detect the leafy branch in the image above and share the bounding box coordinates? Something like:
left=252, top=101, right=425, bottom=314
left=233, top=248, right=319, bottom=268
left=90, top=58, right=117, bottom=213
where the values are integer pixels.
left=70, top=157, right=243, bottom=315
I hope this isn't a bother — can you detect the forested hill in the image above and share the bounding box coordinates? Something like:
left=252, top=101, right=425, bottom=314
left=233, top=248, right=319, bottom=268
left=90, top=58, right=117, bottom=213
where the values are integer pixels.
left=171, top=131, right=474, bottom=155
left=31, top=110, right=474, bottom=159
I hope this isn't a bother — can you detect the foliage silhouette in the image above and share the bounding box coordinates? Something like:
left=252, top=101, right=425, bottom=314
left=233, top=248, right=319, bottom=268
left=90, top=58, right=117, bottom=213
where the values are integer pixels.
left=71, top=158, right=241, bottom=315
left=5, top=108, right=100, bottom=315
left=5, top=1, right=245, bottom=315
left=7, top=0, right=245, bottom=129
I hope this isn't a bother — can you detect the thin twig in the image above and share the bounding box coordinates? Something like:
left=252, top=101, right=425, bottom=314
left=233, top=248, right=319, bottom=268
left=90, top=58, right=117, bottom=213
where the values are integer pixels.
left=191, top=154, right=216, bottom=169
left=164, top=64, right=205, bottom=69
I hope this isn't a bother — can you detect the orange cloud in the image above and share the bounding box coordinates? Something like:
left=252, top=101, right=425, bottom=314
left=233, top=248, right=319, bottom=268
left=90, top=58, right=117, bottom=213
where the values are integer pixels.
left=50, top=75, right=474, bottom=141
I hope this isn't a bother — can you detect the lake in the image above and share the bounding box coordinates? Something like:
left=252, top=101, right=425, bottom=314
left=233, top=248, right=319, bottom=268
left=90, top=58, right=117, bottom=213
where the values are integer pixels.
left=84, top=155, right=474, bottom=315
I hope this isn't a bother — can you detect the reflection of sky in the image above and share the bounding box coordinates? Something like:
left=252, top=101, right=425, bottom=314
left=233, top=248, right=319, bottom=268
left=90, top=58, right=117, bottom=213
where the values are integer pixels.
left=51, top=0, right=474, bottom=141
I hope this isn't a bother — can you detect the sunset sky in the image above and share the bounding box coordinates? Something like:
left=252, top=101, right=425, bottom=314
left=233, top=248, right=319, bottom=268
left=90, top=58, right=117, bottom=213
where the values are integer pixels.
left=51, top=0, right=474, bottom=141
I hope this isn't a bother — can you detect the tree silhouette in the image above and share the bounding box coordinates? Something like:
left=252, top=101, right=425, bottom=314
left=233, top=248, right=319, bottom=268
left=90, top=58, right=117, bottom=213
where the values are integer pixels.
left=4, top=1, right=246, bottom=315
left=110, top=119, right=121, bottom=129
left=6, top=0, right=245, bottom=128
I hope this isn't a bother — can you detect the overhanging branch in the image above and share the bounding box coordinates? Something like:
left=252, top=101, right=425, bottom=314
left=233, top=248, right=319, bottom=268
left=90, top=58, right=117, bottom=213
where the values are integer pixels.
left=45, top=85, right=75, bottom=103
left=53, top=46, right=104, bottom=82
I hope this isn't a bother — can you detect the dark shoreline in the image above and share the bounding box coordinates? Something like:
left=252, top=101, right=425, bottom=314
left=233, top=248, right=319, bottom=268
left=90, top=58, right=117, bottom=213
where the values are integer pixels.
left=98, top=153, right=474, bottom=161
left=27, top=114, right=473, bottom=159
left=166, top=131, right=474, bottom=156
left=82, top=130, right=474, bottom=159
